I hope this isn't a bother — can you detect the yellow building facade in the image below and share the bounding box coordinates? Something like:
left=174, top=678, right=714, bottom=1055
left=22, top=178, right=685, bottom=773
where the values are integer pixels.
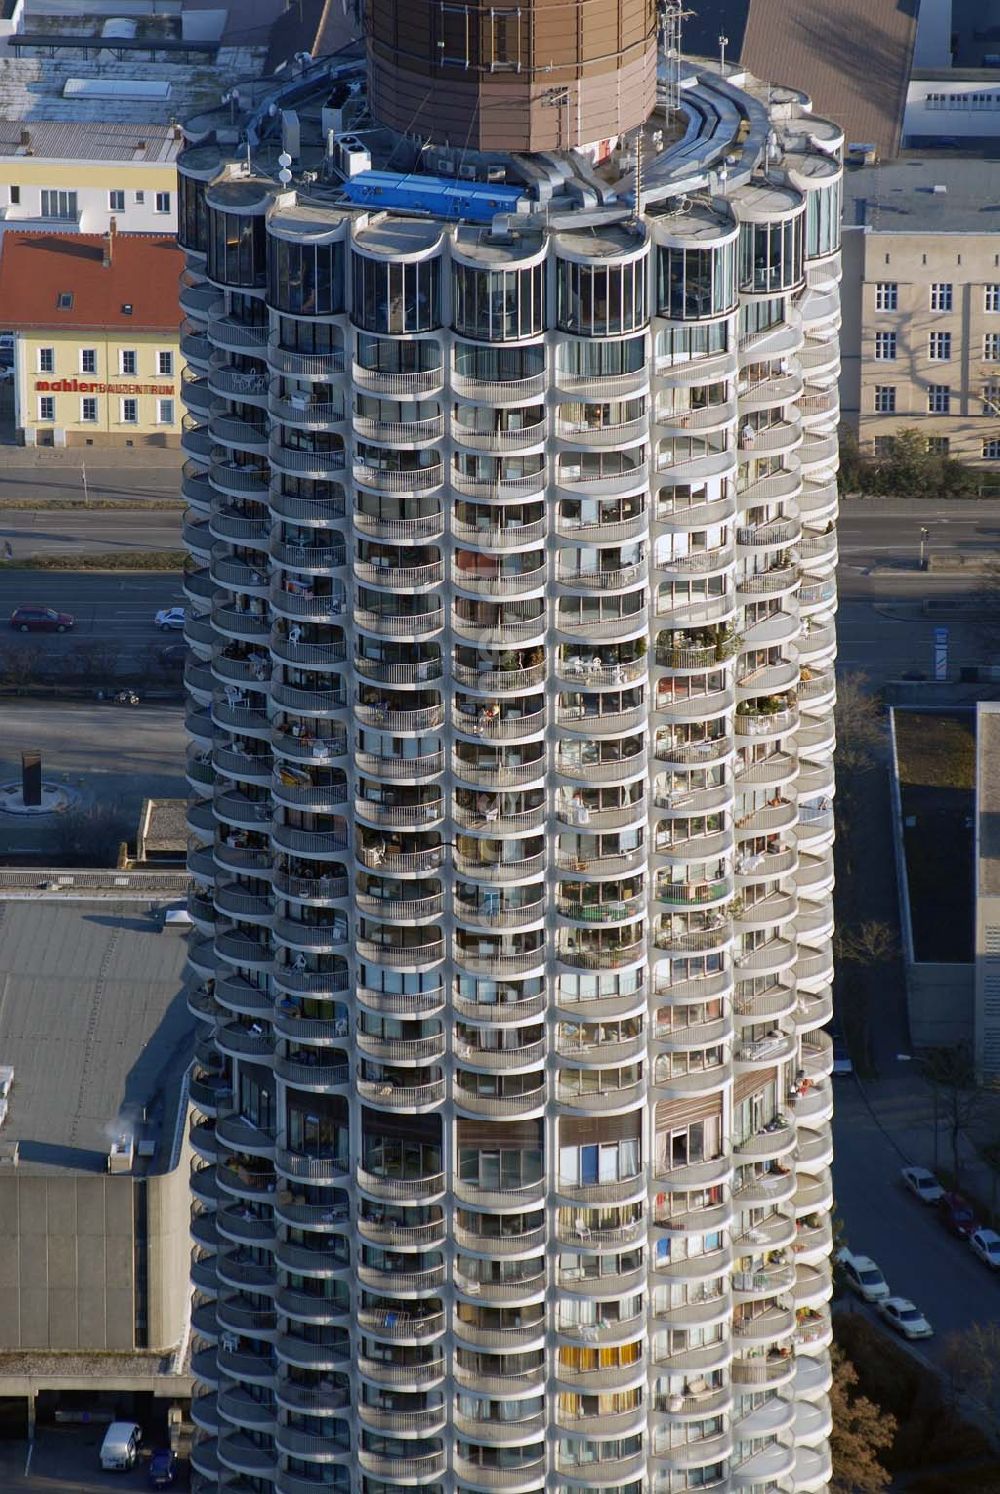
left=16, top=328, right=181, bottom=447
left=0, top=230, right=184, bottom=448
left=0, top=122, right=180, bottom=236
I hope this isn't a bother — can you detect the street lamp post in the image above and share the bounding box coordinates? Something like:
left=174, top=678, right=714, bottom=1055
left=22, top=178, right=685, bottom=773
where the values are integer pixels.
left=919, top=526, right=929, bottom=570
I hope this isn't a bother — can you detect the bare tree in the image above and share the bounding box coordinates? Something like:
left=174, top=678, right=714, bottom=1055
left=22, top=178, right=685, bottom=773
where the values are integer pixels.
left=66, top=638, right=122, bottom=682
left=918, top=1043, right=983, bottom=1184
left=834, top=672, right=884, bottom=778
left=0, top=641, right=45, bottom=691
left=941, top=1321, right=1000, bottom=1410
left=834, top=920, right=899, bottom=966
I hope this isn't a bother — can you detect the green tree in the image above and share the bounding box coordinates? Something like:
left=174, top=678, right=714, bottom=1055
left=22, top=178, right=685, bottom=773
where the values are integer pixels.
left=830, top=1344, right=896, bottom=1492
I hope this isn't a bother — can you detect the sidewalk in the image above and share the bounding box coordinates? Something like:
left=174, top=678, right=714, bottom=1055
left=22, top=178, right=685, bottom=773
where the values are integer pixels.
left=0, top=447, right=183, bottom=469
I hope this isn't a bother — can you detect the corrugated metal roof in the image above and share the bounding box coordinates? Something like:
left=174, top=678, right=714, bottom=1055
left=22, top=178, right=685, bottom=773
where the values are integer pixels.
left=741, top=0, right=917, bottom=159
left=0, top=119, right=180, bottom=163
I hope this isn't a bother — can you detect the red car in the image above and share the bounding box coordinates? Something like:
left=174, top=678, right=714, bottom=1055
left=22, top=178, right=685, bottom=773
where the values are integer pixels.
left=939, top=1191, right=976, bottom=1238
left=10, top=605, right=74, bottom=633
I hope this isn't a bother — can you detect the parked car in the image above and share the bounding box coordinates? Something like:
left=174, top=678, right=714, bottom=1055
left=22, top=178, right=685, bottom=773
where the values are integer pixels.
left=10, top=604, right=74, bottom=633
left=154, top=606, right=186, bottom=631
left=939, top=1191, right=977, bottom=1239
left=837, top=1248, right=890, bottom=1302
left=158, top=642, right=187, bottom=670
left=900, top=1166, right=944, bottom=1204
left=147, top=1447, right=177, bottom=1488
left=878, top=1297, right=934, bottom=1340
left=99, top=1421, right=142, bottom=1471
left=970, top=1227, right=1000, bottom=1269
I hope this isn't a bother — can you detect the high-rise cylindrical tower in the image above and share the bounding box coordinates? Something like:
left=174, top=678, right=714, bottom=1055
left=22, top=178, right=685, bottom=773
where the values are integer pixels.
left=181, top=43, right=842, bottom=1494
left=366, top=0, right=658, bottom=151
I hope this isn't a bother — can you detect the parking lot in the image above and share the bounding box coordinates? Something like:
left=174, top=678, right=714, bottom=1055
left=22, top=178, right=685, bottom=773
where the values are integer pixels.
left=0, top=1427, right=188, bottom=1490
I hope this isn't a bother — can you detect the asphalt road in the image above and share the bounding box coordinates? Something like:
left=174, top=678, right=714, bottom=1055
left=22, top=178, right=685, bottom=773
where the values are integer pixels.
left=0, top=463, right=181, bottom=504
left=0, top=570, right=183, bottom=654
left=838, top=498, right=1000, bottom=572
left=833, top=1079, right=1000, bottom=1366
left=0, top=507, right=181, bottom=557
left=0, top=1427, right=189, bottom=1492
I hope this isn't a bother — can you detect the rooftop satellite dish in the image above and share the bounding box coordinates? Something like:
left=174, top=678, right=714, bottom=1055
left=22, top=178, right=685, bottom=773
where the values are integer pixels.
left=279, top=168, right=293, bottom=185
left=278, top=151, right=292, bottom=168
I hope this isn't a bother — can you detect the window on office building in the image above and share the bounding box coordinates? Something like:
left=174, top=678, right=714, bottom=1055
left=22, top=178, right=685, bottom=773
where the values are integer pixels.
left=986, top=334, right=1000, bottom=361
left=121, top=398, right=138, bottom=423
left=986, top=285, right=1000, bottom=313
left=983, top=437, right=1000, bottom=459
left=9, top=186, right=19, bottom=205
left=926, top=436, right=950, bottom=456
left=108, top=190, right=125, bottom=212
left=927, top=384, right=950, bottom=413
left=873, top=385, right=896, bottom=413
left=81, top=397, right=97, bottom=422
left=38, top=347, right=54, bottom=373
left=80, top=348, right=97, bottom=374
left=874, top=331, right=897, bottom=360
left=155, top=191, right=171, bottom=214
left=38, top=396, right=54, bottom=421
left=157, top=351, right=173, bottom=376
left=929, top=331, right=952, bottom=360
left=120, top=350, right=137, bottom=376
left=874, top=282, right=898, bottom=311
left=157, top=398, right=174, bottom=425
left=929, top=282, right=953, bottom=311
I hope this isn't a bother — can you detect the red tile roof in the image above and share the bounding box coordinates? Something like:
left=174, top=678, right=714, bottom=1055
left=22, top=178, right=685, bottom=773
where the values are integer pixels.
left=0, top=232, right=183, bottom=333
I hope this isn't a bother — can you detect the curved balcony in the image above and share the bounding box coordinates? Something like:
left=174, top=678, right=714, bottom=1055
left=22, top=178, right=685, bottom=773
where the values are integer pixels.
left=455, top=416, right=547, bottom=452
left=452, top=370, right=547, bottom=403
left=354, top=461, right=443, bottom=496
left=269, top=390, right=345, bottom=427
left=453, top=516, right=548, bottom=551
left=453, top=562, right=547, bottom=599
left=268, top=342, right=346, bottom=378
left=556, top=506, right=648, bottom=545
left=353, top=361, right=443, bottom=396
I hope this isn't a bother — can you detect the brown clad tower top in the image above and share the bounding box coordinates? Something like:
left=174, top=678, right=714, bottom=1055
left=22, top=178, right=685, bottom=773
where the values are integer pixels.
left=366, top=0, right=658, bottom=153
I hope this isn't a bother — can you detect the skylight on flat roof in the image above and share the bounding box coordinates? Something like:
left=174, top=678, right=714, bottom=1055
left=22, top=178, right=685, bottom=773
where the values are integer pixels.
left=63, top=78, right=172, bottom=101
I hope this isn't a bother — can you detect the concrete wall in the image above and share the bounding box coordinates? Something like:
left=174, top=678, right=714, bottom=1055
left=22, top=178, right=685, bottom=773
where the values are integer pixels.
left=911, top=0, right=954, bottom=69
left=974, top=702, right=1000, bottom=1078
left=905, top=80, right=1000, bottom=143
left=889, top=707, right=976, bottom=1051
left=147, top=1122, right=192, bottom=1352
left=908, top=961, right=976, bottom=1046
left=839, top=227, right=864, bottom=423
left=0, top=1174, right=135, bottom=1350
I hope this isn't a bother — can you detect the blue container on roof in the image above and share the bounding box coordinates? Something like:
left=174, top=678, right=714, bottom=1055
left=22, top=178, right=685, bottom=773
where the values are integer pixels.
left=342, top=171, right=528, bottom=223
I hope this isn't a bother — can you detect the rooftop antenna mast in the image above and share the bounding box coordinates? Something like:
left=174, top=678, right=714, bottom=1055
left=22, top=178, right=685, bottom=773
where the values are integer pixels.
left=660, top=1, right=693, bottom=115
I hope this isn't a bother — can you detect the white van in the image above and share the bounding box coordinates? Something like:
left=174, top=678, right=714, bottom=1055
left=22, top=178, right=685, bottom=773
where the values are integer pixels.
left=99, top=1421, right=142, bottom=1471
